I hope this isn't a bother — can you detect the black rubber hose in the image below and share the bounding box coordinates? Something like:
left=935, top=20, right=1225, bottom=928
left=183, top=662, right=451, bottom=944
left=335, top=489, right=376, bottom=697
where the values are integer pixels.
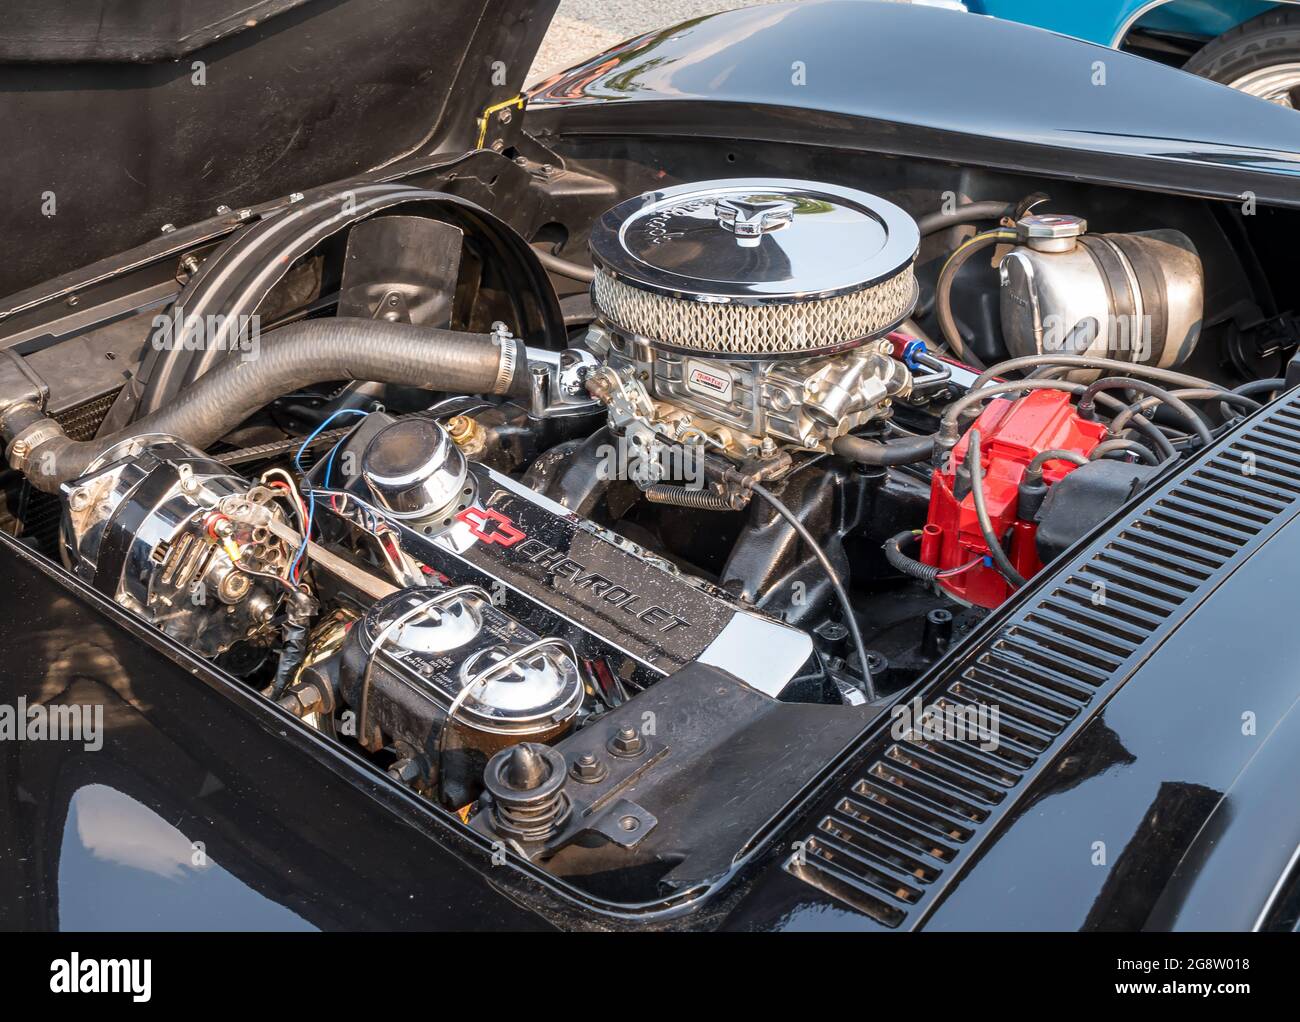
left=750, top=482, right=875, bottom=701
left=968, top=354, right=1232, bottom=395
left=1233, top=377, right=1287, bottom=398
left=884, top=530, right=940, bottom=584
left=832, top=433, right=935, bottom=466
left=966, top=430, right=1026, bottom=589
left=3, top=318, right=524, bottom=493
left=1219, top=377, right=1286, bottom=420
left=916, top=200, right=1015, bottom=237
left=1122, top=414, right=1179, bottom=462
left=935, top=228, right=1018, bottom=367
left=1109, top=387, right=1260, bottom=434
left=1024, top=448, right=1089, bottom=482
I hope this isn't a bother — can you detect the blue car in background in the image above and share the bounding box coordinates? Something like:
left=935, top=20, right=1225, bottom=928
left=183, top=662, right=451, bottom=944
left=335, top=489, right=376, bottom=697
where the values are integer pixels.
left=941, top=0, right=1300, bottom=105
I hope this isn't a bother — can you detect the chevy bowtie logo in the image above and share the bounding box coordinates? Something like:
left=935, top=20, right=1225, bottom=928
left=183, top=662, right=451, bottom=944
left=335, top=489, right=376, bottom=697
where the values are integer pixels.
left=456, top=507, right=525, bottom=547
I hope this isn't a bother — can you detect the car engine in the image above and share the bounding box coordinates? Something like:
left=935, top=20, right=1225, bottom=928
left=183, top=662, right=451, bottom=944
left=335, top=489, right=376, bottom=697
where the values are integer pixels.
left=0, top=165, right=1282, bottom=904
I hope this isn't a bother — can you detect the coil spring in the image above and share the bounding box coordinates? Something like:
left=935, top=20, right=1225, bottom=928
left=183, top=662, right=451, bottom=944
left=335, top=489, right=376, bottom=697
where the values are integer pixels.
left=492, top=790, right=573, bottom=843
left=644, top=484, right=736, bottom=510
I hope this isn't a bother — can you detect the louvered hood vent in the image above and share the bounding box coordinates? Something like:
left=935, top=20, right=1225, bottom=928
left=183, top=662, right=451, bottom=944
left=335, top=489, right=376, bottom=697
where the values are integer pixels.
left=785, top=388, right=1300, bottom=928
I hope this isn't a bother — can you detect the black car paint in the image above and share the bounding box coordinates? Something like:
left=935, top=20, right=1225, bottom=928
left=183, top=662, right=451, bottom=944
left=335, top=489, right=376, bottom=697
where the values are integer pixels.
left=527, top=2, right=1300, bottom=207
left=0, top=0, right=557, bottom=300
left=721, top=517, right=1300, bottom=931
left=0, top=531, right=557, bottom=931
left=2, top=2, right=1300, bottom=930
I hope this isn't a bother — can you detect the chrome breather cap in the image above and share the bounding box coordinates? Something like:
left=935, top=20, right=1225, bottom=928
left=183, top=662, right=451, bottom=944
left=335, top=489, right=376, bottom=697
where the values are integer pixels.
left=361, top=417, right=468, bottom=521
left=589, top=178, right=919, bottom=359
left=1018, top=212, right=1087, bottom=239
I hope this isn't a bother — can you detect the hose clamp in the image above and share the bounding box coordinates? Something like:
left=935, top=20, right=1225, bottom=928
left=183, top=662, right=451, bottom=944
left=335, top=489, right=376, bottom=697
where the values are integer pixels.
left=6, top=417, right=63, bottom=475
left=491, top=321, right=517, bottom=395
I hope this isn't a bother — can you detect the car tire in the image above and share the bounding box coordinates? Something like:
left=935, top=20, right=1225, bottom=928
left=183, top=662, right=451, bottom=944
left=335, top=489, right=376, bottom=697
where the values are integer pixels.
left=1183, top=7, right=1300, bottom=107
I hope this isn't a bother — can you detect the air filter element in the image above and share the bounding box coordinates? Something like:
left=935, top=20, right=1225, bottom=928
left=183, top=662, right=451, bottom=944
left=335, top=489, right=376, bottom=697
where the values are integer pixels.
left=589, top=179, right=919, bottom=359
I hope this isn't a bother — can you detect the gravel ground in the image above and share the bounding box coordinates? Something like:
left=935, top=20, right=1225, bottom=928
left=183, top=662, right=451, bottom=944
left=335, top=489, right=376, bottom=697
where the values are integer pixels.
left=527, top=0, right=792, bottom=84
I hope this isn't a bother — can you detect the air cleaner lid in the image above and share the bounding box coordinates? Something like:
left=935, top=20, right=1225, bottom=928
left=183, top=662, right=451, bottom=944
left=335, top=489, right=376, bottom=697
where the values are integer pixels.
left=589, top=178, right=919, bottom=304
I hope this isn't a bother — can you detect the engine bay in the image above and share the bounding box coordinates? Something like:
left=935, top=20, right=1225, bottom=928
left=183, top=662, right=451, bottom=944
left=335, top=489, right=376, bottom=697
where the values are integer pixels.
left=0, top=151, right=1293, bottom=909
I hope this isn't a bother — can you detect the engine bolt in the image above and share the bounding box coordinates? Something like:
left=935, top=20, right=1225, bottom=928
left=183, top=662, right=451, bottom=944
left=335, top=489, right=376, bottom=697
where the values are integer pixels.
left=388, top=757, right=424, bottom=785
left=608, top=725, right=645, bottom=758
left=569, top=751, right=608, bottom=784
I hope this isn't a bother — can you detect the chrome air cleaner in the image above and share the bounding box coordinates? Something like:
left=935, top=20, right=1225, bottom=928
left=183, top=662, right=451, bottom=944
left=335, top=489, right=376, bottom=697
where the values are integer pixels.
left=586, top=180, right=920, bottom=459
left=589, top=179, right=919, bottom=358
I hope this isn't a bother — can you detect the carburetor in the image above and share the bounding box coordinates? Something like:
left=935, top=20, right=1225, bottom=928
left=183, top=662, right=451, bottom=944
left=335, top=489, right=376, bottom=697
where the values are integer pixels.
left=61, top=436, right=291, bottom=657
left=584, top=179, right=919, bottom=463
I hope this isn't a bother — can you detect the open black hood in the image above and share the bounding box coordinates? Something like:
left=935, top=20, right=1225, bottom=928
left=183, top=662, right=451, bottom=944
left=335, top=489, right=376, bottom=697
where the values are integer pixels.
left=0, top=0, right=557, bottom=298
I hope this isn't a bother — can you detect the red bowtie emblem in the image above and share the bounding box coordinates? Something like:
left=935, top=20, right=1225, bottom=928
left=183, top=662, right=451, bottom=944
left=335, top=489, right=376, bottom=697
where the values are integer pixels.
left=455, top=507, right=525, bottom=547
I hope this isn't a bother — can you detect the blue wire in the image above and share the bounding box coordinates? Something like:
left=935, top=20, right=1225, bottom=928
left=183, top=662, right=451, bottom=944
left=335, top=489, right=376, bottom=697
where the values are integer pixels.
left=288, top=490, right=314, bottom=581
left=289, top=409, right=369, bottom=579
left=321, top=433, right=351, bottom=488
left=293, top=408, right=369, bottom=473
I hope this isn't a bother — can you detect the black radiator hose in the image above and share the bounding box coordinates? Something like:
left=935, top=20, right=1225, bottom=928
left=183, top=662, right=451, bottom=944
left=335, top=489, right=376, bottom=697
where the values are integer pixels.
left=1, top=318, right=526, bottom=493
left=832, top=433, right=935, bottom=466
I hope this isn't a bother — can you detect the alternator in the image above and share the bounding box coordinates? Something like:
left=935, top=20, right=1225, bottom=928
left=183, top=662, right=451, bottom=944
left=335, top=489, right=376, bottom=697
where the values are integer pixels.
left=61, top=437, right=290, bottom=657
